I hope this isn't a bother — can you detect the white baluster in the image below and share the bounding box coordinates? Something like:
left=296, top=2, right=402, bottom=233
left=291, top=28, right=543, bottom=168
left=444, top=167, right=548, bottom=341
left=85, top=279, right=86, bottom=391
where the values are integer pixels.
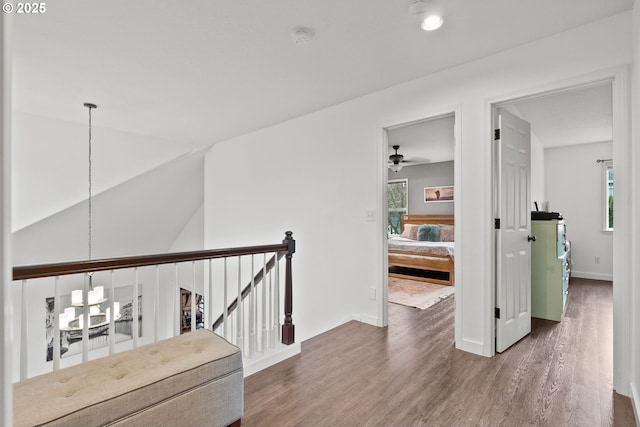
left=154, top=265, right=159, bottom=342
left=19, top=280, right=28, bottom=380
left=53, top=276, right=61, bottom=371
left=261, top=253, right=267, bottom=352
left=275, top=252, right=281, bottom=342
left=133, top=268, right=139, bottom=348
left=191, top=261, right=196, bottom=332
left=109, top=270, right=115, bottom=354
left=206, top=259, right=212, bottom=331
left=82, top=274, right=89, bottom=362
left=237, top=257, right=244, bottom=352
left=248, top=254, right=256, bottom=358
left=174, top=263, right=180, bottom=337
left=269, top=269, right=275, bottom=349
left=223, top=258, right=228, bottom=340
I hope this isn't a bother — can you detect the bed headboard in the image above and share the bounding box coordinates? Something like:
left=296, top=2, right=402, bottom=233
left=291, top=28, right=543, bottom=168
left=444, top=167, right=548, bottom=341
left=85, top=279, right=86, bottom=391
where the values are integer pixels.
left=401, top=214, right=454, bottom=229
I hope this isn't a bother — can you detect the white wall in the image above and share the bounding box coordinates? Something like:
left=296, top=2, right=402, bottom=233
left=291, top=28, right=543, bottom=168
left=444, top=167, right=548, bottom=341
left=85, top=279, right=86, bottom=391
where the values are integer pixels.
left=204, top=13, right=633, bottom=355
left=545, top=141, right=613, bottom=280
left=11, top=113, right=191, bottom=232
left=388, top=161, right=454, bottom=215
left=12, top=153, right=204, bottom=265
left=530, top=133, right=545, bottom=207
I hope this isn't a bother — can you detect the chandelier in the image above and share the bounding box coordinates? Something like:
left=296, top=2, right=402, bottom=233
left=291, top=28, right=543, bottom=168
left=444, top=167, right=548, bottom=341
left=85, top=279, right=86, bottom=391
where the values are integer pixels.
left=58, top=103, right=120, bottom=335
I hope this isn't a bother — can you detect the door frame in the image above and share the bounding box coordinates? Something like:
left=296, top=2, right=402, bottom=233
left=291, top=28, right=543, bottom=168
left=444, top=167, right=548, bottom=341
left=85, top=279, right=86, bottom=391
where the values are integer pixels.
left=376, top=106, right=461, bottom=329
left=488, top=66, right=631, bottom=394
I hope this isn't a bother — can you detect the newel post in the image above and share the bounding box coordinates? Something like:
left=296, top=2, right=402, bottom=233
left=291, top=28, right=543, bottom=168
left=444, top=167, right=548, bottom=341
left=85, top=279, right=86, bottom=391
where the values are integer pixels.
left=281, top=231, right=295, bottom=345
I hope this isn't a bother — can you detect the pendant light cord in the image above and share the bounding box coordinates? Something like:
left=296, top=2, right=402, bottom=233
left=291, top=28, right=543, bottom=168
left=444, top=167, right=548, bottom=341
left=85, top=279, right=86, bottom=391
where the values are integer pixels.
left=88, top=106, right=92, bottom=262
left=84, top=103, right=97, bottom=263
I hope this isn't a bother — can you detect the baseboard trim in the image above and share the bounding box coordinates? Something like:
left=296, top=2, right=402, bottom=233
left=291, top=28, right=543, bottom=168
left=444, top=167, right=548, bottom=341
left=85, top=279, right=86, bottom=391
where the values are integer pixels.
left=358, top=313, right=379, bottom=327
left=243, top=342, right=301, bottom=377
left=456, top=337, right=487, bottom=357
left=571, top=271, right=613, bottom=281
left=630, top=381, right=639, bottom=427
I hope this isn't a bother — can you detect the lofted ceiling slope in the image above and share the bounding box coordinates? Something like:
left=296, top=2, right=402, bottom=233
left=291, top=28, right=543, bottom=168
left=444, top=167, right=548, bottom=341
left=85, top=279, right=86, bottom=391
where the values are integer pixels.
left=12, top=0, right=633, bottom=149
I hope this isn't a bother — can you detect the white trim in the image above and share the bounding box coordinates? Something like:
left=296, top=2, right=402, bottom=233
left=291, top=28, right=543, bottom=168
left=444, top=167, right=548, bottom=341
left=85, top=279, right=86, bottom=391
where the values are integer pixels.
left=1, top=12, right=12, bottom=427
left=486, top=66, right=631, bottom=394
left=376, top=105, right=461, bottom=340
left=358, top=314, right=380, bottom=327
left=242, top=342, right=301, bottom=377
left=611, top=65, right=631, bottom=396
left=456, top=338, right=485, bottom=356
left=630, top=381, right=640, bottom=427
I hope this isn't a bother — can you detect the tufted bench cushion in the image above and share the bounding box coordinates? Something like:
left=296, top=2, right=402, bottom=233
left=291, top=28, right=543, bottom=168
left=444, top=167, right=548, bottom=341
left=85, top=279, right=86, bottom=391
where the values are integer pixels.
left=14, top=329, right=243, bottom=427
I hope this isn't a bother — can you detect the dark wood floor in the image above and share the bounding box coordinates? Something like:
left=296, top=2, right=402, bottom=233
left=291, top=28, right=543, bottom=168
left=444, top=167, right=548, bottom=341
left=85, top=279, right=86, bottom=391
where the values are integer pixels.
left=243, top=278, right=637, bottom=426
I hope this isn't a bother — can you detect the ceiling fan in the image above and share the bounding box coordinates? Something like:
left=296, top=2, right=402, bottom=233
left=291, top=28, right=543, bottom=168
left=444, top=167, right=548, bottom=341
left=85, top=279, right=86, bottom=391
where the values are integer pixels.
left=388, top=145, right=411, bottom=172
left=388, top=145, right=431, bottom=172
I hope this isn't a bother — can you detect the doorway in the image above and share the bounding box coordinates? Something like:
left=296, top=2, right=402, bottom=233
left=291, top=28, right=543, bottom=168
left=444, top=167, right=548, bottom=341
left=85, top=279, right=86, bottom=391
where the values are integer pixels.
left=381, top=112, right=457, bottom=326
left=490, top=79, right=622, bottom=358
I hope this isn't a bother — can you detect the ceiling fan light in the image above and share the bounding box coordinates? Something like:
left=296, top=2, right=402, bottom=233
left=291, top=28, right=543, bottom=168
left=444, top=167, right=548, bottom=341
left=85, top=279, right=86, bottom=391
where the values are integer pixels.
left=421, top=15, right=445, bottom=31
left=390, top=163, right=403, bottom=173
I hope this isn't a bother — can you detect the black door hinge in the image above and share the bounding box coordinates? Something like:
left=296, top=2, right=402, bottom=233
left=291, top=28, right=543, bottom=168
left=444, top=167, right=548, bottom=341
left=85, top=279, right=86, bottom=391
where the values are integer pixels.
left=495, top=307, right=501, bottom=319
left=495, top=218, right=501, bottom=229
left=494, top=129, right=500, bottom=140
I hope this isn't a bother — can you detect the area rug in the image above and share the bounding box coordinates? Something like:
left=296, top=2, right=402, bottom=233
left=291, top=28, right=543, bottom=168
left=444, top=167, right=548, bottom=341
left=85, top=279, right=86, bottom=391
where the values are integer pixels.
left=388, top=277, right=454, bottom=310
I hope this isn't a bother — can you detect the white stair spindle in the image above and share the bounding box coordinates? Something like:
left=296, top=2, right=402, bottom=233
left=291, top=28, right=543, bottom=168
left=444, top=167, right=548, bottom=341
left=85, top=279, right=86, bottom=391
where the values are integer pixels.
left=191, top=261, right=196, bottom=332
left=20, top=280, right=28, bottom=380
left=261, top=253, right=267, bottom=352
left=223, top=258, right=228, bottom=340
left=248, top=254, right=256, bottom=358
left=207, top=259, right=213, bottom=331
left=82, top=274, right=89, bottom=362
left=236, top=257, right=243, bottom=352
left=269, top=269, right=275, bottom=349
left=53, top=276, right=61, bottom=371
left=109, top=270, right=115, bottom=354
left=154, top=265, right=160, bottom=342
left=133, top=268, right=139, bottom=348
left=174, top=263, right=180, bottom=337
left=275, top=252, right=281, bottom=342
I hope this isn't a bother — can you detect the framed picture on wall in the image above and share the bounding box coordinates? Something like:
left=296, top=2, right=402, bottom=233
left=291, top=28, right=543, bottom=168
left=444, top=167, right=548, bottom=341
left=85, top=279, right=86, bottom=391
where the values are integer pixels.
left=424, top=185, right=454, bottom=203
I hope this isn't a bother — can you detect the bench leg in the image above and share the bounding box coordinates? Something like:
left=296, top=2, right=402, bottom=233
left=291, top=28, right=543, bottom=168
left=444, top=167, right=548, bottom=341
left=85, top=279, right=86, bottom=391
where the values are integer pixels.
left=228, top=418, right=241, bottom=427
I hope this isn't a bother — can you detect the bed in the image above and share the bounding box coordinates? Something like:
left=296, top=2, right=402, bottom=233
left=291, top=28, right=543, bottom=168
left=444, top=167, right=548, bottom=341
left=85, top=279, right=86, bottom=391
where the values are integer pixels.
left=388, top=214, right=455, bottom=286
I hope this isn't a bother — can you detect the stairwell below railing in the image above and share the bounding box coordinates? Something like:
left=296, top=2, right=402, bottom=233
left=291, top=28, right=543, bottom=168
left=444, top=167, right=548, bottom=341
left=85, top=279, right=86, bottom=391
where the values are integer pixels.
left=11, top=232, right=299, bottom=381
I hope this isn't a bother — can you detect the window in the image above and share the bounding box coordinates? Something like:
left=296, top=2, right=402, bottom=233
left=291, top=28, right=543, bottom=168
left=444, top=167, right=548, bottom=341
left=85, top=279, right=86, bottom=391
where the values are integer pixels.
left=605, top=162, right=613, bottom=231
left=388, top=179, right=408, bottom=236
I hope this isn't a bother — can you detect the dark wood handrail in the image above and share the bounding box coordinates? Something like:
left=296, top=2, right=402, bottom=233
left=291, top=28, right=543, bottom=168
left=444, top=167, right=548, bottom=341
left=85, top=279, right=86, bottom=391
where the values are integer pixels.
left=13, top=243, right=288, bottom=281
left=13, top=231, right=296, bottom=346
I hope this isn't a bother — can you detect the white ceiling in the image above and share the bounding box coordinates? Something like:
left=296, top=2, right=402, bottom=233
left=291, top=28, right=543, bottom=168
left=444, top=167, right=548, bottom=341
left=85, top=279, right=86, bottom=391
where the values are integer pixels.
left=11, top=0, right=632, bottom=150
left=508, top=82, right=613, bottom=148
left=387, top=114, right=455, bottom=165
left=385, top=81, right=613, bottom=165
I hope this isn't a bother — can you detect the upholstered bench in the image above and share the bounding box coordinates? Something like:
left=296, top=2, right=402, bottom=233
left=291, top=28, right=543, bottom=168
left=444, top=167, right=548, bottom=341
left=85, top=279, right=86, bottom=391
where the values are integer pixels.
left=14, top=329, right=243, bottom=427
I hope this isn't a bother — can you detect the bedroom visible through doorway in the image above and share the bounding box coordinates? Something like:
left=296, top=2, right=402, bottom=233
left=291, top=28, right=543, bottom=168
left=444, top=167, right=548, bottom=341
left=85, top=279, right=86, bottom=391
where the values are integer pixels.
left=384, top=113, right=456, bottom=323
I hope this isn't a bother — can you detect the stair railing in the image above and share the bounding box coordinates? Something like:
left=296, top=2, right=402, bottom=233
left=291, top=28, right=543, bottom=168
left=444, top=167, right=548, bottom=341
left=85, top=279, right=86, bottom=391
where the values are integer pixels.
left=12, top=231, right=295, bottom=381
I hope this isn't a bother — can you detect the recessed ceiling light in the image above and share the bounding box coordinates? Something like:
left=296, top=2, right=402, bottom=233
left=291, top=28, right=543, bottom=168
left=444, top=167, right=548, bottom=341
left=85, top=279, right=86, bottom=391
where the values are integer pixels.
left=421, top=15, right=445, bottom=31
left=291, top=27, right=314, bottom=45
left=409, top=0, right=431, bottom=15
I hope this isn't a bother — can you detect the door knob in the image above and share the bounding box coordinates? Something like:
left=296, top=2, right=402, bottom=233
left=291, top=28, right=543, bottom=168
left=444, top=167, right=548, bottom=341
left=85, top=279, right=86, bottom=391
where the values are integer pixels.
left=528, top=235, right=536, bottom=242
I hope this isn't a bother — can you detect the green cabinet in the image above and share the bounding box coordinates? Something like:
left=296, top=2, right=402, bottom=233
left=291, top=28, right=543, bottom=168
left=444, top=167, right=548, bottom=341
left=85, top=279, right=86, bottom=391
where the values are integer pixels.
left=531, top=219, right=568, bottom=321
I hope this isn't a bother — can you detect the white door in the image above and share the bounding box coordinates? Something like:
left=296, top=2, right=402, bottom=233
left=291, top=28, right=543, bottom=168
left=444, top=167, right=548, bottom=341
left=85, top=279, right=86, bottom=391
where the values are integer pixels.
left=495, top=108, right=532, bottom=353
